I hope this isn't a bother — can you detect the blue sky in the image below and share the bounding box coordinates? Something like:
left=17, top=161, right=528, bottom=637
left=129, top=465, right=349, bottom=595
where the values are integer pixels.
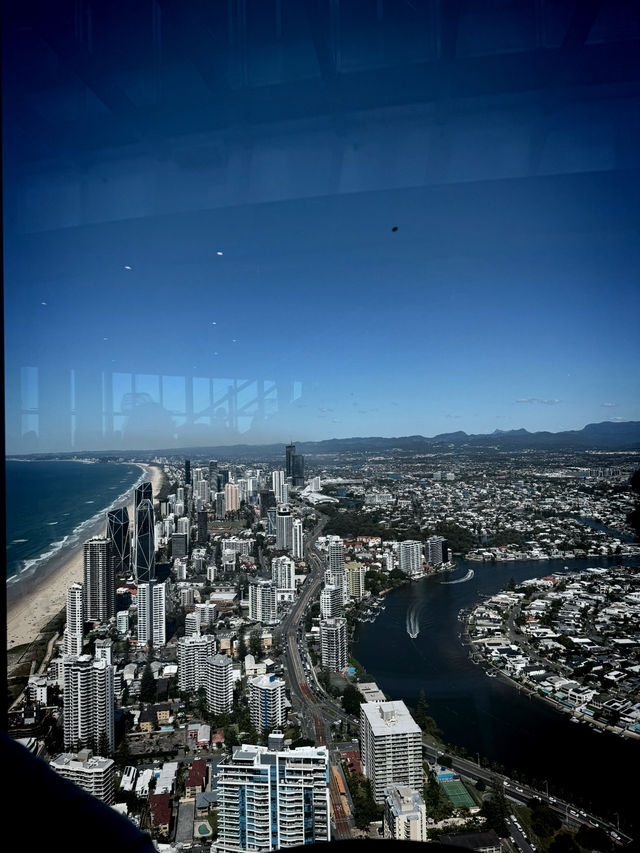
left=3, top=3, right=640, bottom=452
left=5, top=173, right=639, bottom=452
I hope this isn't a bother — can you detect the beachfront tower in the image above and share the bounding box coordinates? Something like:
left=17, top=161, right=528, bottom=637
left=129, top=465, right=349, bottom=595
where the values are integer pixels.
left=134, top=498, right=155, bottom=583
left=106, top=506, right=130, bottom=576
left=83, top=538, right=114, bottom=623
left=64, top=583, right=84, bottom=656
left=134, top=481, right=152, bottom=514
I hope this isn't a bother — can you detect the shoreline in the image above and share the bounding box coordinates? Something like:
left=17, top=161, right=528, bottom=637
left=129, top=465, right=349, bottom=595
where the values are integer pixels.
left=6, top=463, right=166, bottom=652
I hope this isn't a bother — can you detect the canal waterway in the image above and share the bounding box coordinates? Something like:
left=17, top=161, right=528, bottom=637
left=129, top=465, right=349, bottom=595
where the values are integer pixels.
left=354, top=556, right=640, bottom=831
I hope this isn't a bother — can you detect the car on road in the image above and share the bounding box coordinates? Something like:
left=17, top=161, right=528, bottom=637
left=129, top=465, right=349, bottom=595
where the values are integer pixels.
left=515, top=787, right=524, bottom=793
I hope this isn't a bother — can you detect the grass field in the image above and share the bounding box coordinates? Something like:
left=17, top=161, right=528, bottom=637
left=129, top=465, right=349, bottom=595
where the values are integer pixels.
left=440, top=779, right=476, bottom=810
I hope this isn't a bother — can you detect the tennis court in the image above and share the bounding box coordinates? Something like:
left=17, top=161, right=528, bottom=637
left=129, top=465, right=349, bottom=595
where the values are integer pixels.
left=439, top=779, right=476, bottom=809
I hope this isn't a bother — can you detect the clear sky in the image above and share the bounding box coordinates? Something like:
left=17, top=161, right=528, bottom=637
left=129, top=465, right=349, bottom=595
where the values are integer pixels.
left=3, top=2, right=640, bottom=452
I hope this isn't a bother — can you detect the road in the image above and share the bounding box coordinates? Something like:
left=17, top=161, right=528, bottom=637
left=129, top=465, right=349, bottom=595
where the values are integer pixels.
left=280, top=512, right=354, bottom=840
left=422, top=742, right=630, bottom=846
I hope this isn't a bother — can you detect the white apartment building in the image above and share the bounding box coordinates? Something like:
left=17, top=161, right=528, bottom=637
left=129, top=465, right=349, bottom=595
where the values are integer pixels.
left=249, top=578, right=278, bottom=624
left=271, top=556, right=296, bottom=590
left=248, top=674, right=287, bottom=731
left=398, top=541, right=423, bottom=578
left=320, top=585, right=343, bottom=619
left=360, top=700, right=422, bottom=802
left=137, top=580, right=167, bottom=647
left=50, top=750, right=115, bottom=803
left=177, top=634, right=217, bottom=692
left=320, top=617, right=347, bottom=672
left=275, top=504, right=293, bottom=551
left=206, top=654, right=233, bottom=715
left=64, top=582, right=84, bottom=656
left=383, top=784, right=427, bottom=842
left=292, top=518, right=304, bottom=560
left=217, top=744, right=330, bottom=853
left=63, top=655, right=115, bottom=754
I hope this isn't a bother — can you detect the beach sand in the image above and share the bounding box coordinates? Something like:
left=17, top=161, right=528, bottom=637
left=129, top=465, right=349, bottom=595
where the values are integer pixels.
left=6, top=463, right=166, bottom=652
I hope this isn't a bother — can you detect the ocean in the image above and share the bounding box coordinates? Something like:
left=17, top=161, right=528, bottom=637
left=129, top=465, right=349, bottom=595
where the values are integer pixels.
left=5, top=460, right=144, bottom=590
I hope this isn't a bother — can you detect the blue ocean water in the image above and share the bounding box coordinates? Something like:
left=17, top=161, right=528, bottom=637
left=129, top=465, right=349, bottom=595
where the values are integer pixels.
left=5, top=460, right=143, bottom=584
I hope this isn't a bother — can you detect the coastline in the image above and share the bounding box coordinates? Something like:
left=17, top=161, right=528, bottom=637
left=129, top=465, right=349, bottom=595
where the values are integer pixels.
left=6, top=463, right=166, bottom=651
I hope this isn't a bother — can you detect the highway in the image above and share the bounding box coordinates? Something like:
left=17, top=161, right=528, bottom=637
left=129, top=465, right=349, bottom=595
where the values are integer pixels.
left=422, top=742, right=630, bottom=846
left=280, top=512, right=354, bottom=839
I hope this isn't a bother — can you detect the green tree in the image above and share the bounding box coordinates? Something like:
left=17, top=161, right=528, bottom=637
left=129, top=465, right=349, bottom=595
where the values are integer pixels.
left=97, top=731, right=112, bottom=757
left=480, top=780, right=509, bottom=837
left=575, top=823, right=612, bottom=852
left=341, top=684, right=364, bottom=716
left=237, top=631, right=248, bottom=662
left=249, top=629, right=262, bottom=659
left=140, top=664, right=156, bottom=703
left=548, top=833, right=580, bottom=853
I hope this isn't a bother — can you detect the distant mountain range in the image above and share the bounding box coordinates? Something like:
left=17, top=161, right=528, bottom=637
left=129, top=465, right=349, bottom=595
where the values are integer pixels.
left=16, top=420, right=640, bottom=460
left=133, top=419, right=640, bottom=458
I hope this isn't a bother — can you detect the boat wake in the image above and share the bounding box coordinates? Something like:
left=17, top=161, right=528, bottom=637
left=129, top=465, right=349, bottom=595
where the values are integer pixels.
left=441, top=568, right=474, bottom=585
left=406, top=602, right=422, bottom=638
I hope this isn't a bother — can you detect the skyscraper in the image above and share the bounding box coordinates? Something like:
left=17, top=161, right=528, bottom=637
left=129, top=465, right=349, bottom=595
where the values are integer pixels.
left=248, top=674, right=287, bottom=731
left=64, top=582, right=84, bottom=656
left=83, top=538, right=114, bottom=623
left=177, top=634, right=217, bottom=692
left=106, top=506, right=130, bottom=576
left=224, top=482, right=240, bottom=512
left=206, top=654, right=233, bottom=714
left=50, top=751, right=115, bottom=804
left=137, top=581, right=166, bottom=647
left=184, top=458, right=191, bottom=485
left=275, top=504, right=292, bottom=551
left=217, top=744, right=330, bottom=853
left=426, top=535, right=448, bottom=566
left=347, top=561, right=366, bottom=600
left=292, top=453, right=305, bottom=487
left=320, top=617, right=347, bottom=671
left=398, top=541, right=423, bottom=578
left=197, top=510, right=208, bottom=544
left=208, top=459, right=218, bottom=487
left=272, top=470, right=285, bottom=503
left=285, top=443, right=296, bottom=478
left=134, top=481, right=153, bottom=513
left=327, top=536, right=347, bottom=603
left=383, top=785, right=428, bottom=842
left=249, top=579, right=278, bottom=624
left=292, top=518, right=304, bottom=560
left=134, top=498, right=155, bottom=583
left=320, top=585, right=342, bottom=619
left=360, top=700, right=422, bottom=802
left=271, top=556, right=295, bottom=590
left=63, top=655, right=115, bottom=754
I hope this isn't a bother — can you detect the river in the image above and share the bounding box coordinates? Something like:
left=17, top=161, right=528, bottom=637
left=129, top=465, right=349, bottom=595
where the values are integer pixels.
left=354, top=556, right=640, bottom=832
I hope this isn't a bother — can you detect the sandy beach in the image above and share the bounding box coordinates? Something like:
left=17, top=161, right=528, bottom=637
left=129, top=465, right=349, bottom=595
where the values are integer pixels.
left=6, top=463, right=166, bottom=652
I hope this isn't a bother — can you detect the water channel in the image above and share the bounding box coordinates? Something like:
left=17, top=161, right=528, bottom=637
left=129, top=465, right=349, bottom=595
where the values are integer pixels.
left=354, top=556, right=640, bottom=832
